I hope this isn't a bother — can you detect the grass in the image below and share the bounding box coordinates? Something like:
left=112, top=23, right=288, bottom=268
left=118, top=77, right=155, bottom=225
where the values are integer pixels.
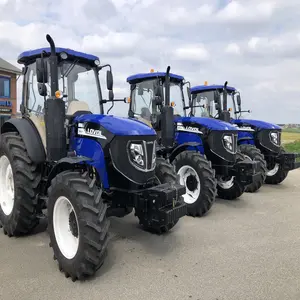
left=281, top=130, right=300, bottom=144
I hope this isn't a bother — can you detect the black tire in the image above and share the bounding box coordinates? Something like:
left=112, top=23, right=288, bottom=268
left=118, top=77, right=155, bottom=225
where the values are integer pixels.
left=47, top=170, right=109, bottom=281
left=239, top=144, right=267, bottom=193
left=136, top=158, right=182, bottom=234
left=265, top=147, right=289, bottom=184
left=216, top=152, right=246, bottom=200
left=172, top=151, right=217, bottom=217
left=0, top=132, right=41, bottom=237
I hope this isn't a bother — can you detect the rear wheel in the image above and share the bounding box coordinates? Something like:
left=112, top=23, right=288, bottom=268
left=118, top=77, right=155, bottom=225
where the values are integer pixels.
left=265, top=147, right=289, bottom=184
left=238, top=144, right=267, bottom=192
left=136, top=158, right=182, bottom=234
left=0, top=132, right=41, bottom=236
left=173, top=151, right=217, bottom=217
left=47, top=170, right=109, bottom=281
left=216, top=152, right=246, bottom=200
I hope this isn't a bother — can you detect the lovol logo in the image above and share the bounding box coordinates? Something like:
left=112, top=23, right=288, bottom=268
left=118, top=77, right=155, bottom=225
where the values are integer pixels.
left=176, top=122, right=203, bottom=134
left=77, top=122, right=107, bottom=140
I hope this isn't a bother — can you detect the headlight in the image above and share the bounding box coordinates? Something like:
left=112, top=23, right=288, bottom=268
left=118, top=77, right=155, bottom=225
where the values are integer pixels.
left=223, top=134, right=236, bottom=153
left=129, top=142, right=145, bottom=168
left=270, top=131, right=280, bottom=145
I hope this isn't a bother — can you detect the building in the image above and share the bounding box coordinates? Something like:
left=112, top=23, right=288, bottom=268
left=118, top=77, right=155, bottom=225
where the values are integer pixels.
left=0, top=57, right=22, bottom=126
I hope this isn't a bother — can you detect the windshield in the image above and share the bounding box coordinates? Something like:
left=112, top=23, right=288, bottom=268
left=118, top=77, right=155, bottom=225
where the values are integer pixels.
left=130, top=79, right=184, bottom=121
left=191, top=90, right=236, bottom=119
left=24, top=59, right=100, bottom=115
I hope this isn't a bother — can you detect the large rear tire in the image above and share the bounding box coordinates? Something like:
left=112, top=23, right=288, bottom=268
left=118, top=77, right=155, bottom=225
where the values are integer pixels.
left=136, top=158, right=182, bottom=234
left=216, top=152, right=246, bottom=200
left=172, top=151, right=217, bottom=217
left=47, top=170, right=109, bottom=281
left=265, top=147, right=289, bottom=184
left=0, top=132, right=41, bottom=236
left=238, top=144, right=267, bottom=193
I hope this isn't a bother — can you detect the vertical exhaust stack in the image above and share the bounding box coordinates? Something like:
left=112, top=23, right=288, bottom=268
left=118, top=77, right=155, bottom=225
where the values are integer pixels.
left=161, top=66, right=175, bottom=149
left=219, top=80, right=230, bottom=123
left=44, top=34, right=67, bottom=161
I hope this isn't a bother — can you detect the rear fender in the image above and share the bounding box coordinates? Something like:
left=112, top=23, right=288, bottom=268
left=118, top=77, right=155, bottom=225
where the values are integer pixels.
left=1, top=118, right=46, bottom=163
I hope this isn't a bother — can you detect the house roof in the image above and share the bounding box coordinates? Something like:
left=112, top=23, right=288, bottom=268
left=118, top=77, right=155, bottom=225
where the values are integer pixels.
left=0, top=57, right=22, bottom=75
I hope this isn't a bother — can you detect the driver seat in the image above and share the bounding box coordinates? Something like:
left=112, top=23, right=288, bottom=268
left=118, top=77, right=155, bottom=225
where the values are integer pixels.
left=66, top=100, right=92, bottom=117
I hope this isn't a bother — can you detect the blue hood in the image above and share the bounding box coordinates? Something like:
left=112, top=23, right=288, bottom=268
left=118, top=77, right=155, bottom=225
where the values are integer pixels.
left=232, top=119, right=281, bottom=130
left=74, top=114, right=156, bottom=136
left=176, top=116, right=238, bottom=131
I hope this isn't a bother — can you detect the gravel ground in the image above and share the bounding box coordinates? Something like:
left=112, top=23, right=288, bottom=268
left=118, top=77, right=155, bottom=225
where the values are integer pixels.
left=1, top=170, right=300, bottom=300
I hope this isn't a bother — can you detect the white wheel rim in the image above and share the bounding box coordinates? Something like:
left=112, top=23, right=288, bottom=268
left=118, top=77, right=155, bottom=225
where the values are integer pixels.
left=218, top=176, right=235, bottom=189
left=177, top=165, right=201, bottom=204
left=53, top=196, right=79, bottom=260
left=267, top=163, right=279, bottom=176
left=0, top=155, right=15, bottom=216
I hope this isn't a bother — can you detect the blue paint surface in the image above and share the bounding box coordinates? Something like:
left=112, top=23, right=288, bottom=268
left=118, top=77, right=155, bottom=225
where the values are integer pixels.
left=190, top=85, right=236, bottom=94
left=70, top=137, right=110, bottom=189
left=74, top=114, right=156, bottom=136
left=232, top=119, right=281, bottom=130
left=127, top=72, right=184, bottom=83
left=18, top=47, right=99, bottom=64
left=175, top=132, right=204, bottom=154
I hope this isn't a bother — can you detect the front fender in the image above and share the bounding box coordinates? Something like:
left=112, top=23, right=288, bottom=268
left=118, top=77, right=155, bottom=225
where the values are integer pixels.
left=45, top=156, right=93, bottom=192
left=70, top=137, right=110, bottom=189
left=169, top=142, right=202, bottom=163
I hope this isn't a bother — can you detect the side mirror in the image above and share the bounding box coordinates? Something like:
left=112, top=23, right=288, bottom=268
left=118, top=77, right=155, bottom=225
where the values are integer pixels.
left=237, top=94, right=241, bottom=107
left=215, top=103, right=220, bottom=111
left=37, top=83, right=47, bottom=96
left=153, top=96, right=163, bottom=106
left=109, top=90, right=114, bottom=101
left=36, top=58, right=48, bottom=83
left=106, top=70, right=113, bottom=91
left=154, top=80, right=162, bottom=97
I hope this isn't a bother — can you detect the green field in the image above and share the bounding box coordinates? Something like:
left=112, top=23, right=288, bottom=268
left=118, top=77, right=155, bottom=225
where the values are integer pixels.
left=282, top=129, right=300, bottom=157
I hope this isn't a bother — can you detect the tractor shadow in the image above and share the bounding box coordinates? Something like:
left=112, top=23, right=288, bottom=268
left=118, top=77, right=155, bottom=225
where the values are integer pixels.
left=215, top=195, right=251, bottom=210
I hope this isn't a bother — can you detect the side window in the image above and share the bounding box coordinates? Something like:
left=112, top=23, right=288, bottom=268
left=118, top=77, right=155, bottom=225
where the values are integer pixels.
left=169, top=83, right=184, bottom=116
left=26, top=65, right=45, bottom=114
left=0, top=76, right=10, bottom=98
left=131, top=82, right=154, bottom=119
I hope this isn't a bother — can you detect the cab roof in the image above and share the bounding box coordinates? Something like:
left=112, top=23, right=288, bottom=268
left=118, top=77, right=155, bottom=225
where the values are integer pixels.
left=126, top=72, right=184, bottom=84
left=190, top=84, right=236, bottom=94
left=17, top=47, right=99, bottom=66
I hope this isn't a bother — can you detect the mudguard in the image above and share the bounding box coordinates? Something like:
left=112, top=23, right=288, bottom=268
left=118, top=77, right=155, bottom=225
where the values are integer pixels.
left=70, top=137, right=110, bottom=189
left=169, top=142, right=202, bottom=163
left=1, top=117, right=46, bottom=164
left=46, top=156, right=93, bottom=191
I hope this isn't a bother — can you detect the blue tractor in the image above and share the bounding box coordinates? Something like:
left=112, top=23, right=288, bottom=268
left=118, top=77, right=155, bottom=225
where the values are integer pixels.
left=189, top=82, right=300, bottom=187
left=126, top=70, right=261, bottom=216
left=0, top=35, right=187, bottom=281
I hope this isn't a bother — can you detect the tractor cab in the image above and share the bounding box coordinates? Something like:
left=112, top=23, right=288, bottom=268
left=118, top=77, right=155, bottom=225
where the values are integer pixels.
left=127, top=70, right=186, bottom=129
left=189, top=83, right=238, bottom=122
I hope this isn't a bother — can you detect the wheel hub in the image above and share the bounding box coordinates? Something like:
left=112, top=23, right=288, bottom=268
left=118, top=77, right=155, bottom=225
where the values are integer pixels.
left=69, top=211, right=78, bottom=238
left=186, top=174, right=198, bottom=192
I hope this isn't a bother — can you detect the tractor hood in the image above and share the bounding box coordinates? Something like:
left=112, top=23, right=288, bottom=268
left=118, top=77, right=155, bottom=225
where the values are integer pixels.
left=176, top=116, right=237, bottom=131
left=232, top=119, right=281, bottom=130
left=74, top=114, right=156, bottom=136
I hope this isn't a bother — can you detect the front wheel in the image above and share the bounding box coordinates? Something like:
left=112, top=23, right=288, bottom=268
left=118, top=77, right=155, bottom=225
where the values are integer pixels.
left=265, top=147, right=289, bottom=184
left=172, top=151, right=217, bottom=217
left=216, top=152, right=246, bottom=200
left=47, top=170, right=109, bottom=281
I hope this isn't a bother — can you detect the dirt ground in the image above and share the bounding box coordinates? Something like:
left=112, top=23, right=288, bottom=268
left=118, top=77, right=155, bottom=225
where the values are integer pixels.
left=1, top=170, right=300, bottom=300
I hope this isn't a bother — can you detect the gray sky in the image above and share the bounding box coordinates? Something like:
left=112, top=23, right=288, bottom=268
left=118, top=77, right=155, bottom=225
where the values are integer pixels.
left=1, top=0, right=299, bottom=123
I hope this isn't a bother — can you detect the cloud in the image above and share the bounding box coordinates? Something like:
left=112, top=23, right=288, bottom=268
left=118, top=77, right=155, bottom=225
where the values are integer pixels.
left=0, top=0, right=299, bottom=123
